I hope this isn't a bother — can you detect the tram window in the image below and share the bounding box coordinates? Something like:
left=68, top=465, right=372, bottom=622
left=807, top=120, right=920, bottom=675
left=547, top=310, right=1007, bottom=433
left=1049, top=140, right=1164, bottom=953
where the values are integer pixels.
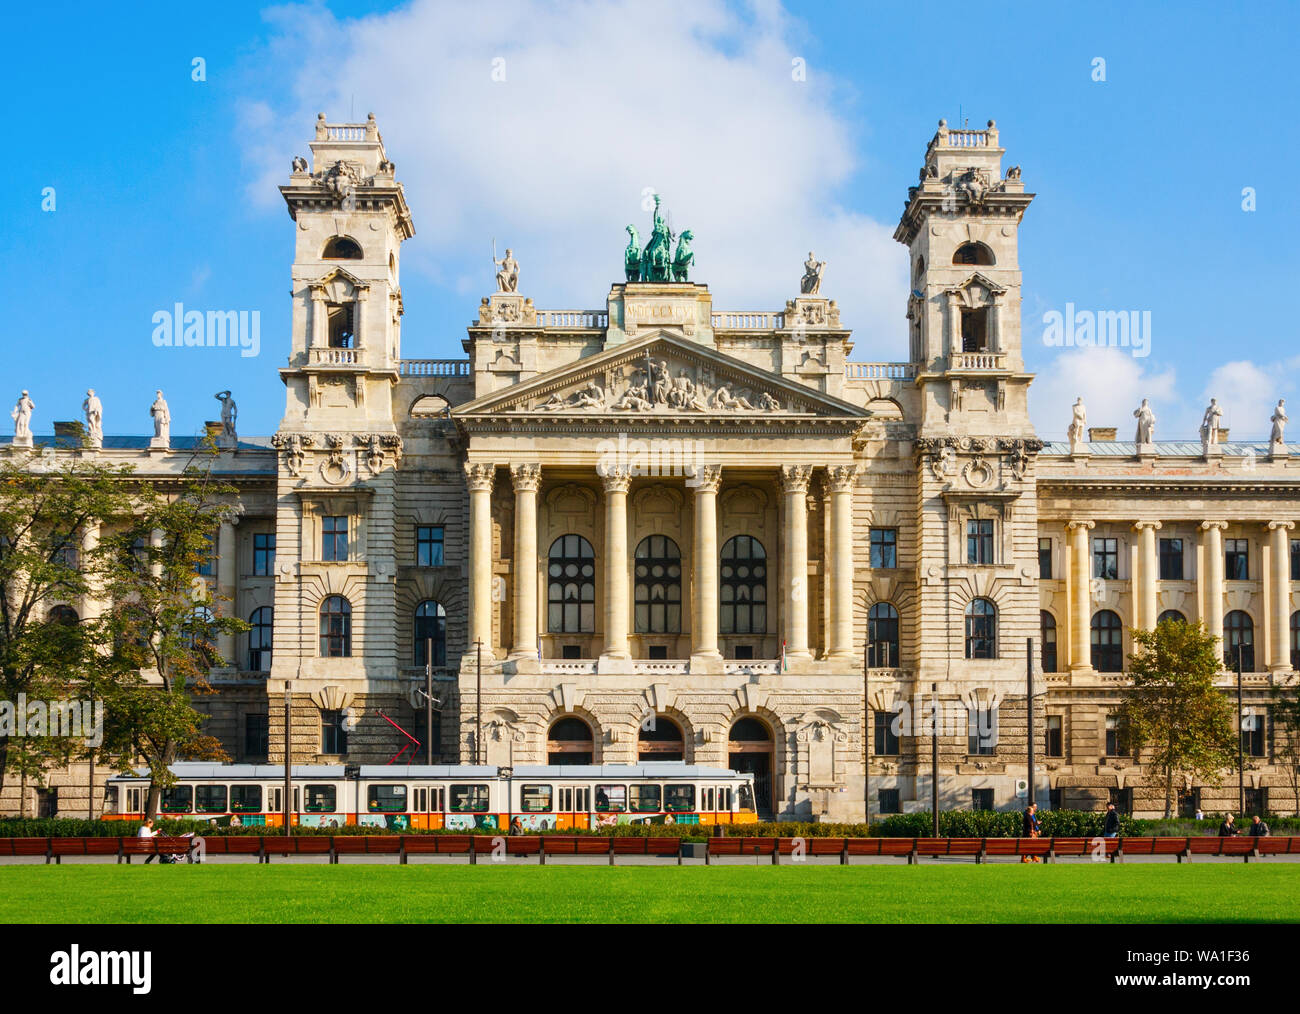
left=161, top=785, right=193, bottom=813
left=231, top=785, right=262, bottom=813
left=413, top=788, right=427, bottom=813
left=520, top=784, right=553, bottom=812
left=368, top=784, right=408, bottom=813
left=718, top=787, right=732, bottom=811
left=195, top=785, right=228, bottom=813
left=129, top=788, right=142, bottom=813
left=630, top=785, right=662, bottom=812
left=737, top=784, right=754, bottom=810
left=451, top=784, right=489, bottom=812
left=594, top=784, right=626, bottom=812
left=304, top=785, right=337, bottom=812
left=268, top=787, right=282, bottom=814
left=432, top=787, right=445, bottom=811
left=703, top=787, right=714, bottom=811
left=558, top=787, right=589, bottom=811
left=665, top=785, right=695, bottom=813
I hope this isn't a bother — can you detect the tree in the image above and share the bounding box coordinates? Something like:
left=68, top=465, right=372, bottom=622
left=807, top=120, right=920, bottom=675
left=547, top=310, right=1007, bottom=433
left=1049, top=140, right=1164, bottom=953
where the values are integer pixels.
left=100, top=447, right=244, bottom=817
left=1119, top=619, right=1238, bottom=818
left=1273, top=676, right=1300, bottom=817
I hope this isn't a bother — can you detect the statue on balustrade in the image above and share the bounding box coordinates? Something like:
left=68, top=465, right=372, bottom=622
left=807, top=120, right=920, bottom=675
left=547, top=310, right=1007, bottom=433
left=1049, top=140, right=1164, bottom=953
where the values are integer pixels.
left=801, top=251, right=825, bottom=295
left=1199, top=398, right=1222, bottom=447
left=1271, top=399, right=1288, bottom=446
left=1067, top=397, right=1087, bottom=454
left=1133, top=399, right=1156, bottom=445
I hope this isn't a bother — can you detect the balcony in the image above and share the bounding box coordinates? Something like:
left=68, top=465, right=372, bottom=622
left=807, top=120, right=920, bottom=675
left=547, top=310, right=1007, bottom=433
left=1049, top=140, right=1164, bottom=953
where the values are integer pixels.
left=845, top=362, right=917, bottom=382
left=309, top=347, right=361, bottom=367
left=949, top=351, right=1006, bottom=372
left=397, top=359, right=472, bottom=377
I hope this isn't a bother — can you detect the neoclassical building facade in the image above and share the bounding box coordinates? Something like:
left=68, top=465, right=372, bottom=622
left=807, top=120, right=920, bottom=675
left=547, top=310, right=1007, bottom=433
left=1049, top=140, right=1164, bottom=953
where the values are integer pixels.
left=5, top=115, right=1298, bottom=820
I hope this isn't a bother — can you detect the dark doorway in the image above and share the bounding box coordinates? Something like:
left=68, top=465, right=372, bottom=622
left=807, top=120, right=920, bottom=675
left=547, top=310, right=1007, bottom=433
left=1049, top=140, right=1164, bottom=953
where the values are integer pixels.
left=729, top=717, right=774, bottom=818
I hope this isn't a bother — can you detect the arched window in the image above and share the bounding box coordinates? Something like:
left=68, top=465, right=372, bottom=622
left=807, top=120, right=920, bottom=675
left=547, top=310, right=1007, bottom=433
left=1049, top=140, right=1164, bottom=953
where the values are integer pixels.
left=634, top=535, right=682, bottom=633
left=47, top=605, right=79, bottom=626
left=729, top=717, right=772, bottom=743
left=1040, top=611, right=1058, bottom=673
left=319, top=596, right=352, bottom=657
left=965, top=598, right=997, bottom=659
left=184, top=606, right=217, bottom=667
left=248, top=606, right=272, bottom=672
left=953, top=242, right=994, bottom=266
left=547, top=717, right=593, bottom=766
left=720, top=536, right=767, bottom=635
left=1157, top=609, right=1186, bottom=626
left=414, top=600, right=446, bottom=667
left=548, top=535, right=595, bottom=633
left=1091, top=610, right=1123, bottom=672
left=322, top=236, right=363, bottom=259
left=1225, top=610, right=1254, bottom=671
left=638, top=716, right=684, bottom=761
left=868, top=602, right=899, bottom=668
left=1291, top=611, right=1300, bottom=670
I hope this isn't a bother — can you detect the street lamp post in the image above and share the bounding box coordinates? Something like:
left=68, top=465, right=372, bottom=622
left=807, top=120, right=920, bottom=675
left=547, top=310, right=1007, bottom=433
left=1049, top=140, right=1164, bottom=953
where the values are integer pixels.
left=1237, top=644, right=1245, bottom=815
left=931, top=681, right=939, bottom=837
left=499, top=765, right=514, bottom=834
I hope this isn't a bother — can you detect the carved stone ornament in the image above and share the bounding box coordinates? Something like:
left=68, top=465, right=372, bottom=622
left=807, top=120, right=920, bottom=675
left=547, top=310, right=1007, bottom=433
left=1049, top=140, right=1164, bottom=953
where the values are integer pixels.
left=272, top=431, right=315, bottom=477
left=534, top=357, right=784, bottom=415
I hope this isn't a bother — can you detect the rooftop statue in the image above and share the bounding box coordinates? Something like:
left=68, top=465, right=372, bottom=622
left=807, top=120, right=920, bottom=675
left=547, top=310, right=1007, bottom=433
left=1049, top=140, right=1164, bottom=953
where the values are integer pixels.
left=632, top=194, right=692, bottom=282
left=624, top=225, right=641, bottom=282
left=493, top=245, right=519, bottom=293
left=801, top=251, right=825, bottom=295
left=1133, top=399, right=1156, bottom=445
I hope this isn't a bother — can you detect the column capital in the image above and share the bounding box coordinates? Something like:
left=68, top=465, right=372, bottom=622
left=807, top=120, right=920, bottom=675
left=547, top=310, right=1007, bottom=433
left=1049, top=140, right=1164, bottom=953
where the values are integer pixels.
left=599, top=465, right=631, bottom=494
left=825, top=463, right=858, bottom=493
left=1131, top=520, right=1163, bottom=532
left=780, top=464, right=813, bottom=493
left=509, top=462, right=541, bottom=492
left=687, top=464, right=722, bottom=494
left=1267, top=520, right=1295, bottom=532
left=1200, top=520, right=1229, bottom=532
left=464, top=461, right=496, bottom=492
left=1065, top=519, right=1095, bottom=532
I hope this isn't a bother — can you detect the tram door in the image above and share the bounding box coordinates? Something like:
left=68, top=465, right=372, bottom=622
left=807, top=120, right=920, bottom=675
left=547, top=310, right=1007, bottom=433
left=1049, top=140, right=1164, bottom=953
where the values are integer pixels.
left=558, top=786, right=591, bottom=827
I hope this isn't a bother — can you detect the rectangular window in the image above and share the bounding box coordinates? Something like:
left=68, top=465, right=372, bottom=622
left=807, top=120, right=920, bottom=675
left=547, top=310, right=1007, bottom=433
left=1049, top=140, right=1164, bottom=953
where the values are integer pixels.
left=1177, top=788, right=1200, bottom=820
left=629, top=784, right=662, bottom=813
left=1045, top=715, right=1063, bottom=758
left=1109, top=787, right=1133, bottom=815
left=966, top=520, right=994, bottom=565
left=253, top=533, right=276, bottom=576
left=243, top=714, right=268, bottom=758
left=873, top=711, right=900, bottom=756
left=877, top=789, right=901, bottom=814
left=967, top=707, right=997, bottom=756
left=520, top=784, right=553, bottom=813
left=367, top=784, right=408, bottom=813
left=304, top=785, right=336, bottom=813
left=1038, top=537, right=1052, bottom=579
left=231, top=785, right=263, bottom=814
left=1105, top=714, right=1129, bottom=757
left=195, top=785, right=228, bottom=814
left=594, top=784, right=627, bottom=812
left=54, top=540, right=79, bottom=571
left=732, top=645, right=754, bottom=660
left=450, top=784, right=489, bottom=812
left=648, top=645, right=668, bottom=660
left=160, top=785, right=193, bottom=813
left=416, top=525, right=445, bottom=567
left=1292, top=539, right=1300, bottom=582
left=1225, top=538, right=1249, bottom=580
left=665, top=785, right=695, bottom=813
left=1244, top=787, right=1268, bottom=817
left=561, top=644, right=582, bottom=660
left=971, top=788, right=994, bottom=811
left=322, top=516, right=349, bottom=562
left=870, top=528, right=897, bottom=569
left=1158, top=538, right=1183, bottom=580
left=321, top=710, right=348, bottom=755
left=1241, top=710, right=1266, bottom=758
left=1092, top=537, right=1118, bottom=580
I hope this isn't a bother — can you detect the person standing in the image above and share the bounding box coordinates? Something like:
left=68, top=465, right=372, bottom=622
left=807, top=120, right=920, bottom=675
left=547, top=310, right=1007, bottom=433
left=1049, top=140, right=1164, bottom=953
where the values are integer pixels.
left=1021, top=802, right=1041, bottom=863
left=1102, top=802, right=1120, bottom=838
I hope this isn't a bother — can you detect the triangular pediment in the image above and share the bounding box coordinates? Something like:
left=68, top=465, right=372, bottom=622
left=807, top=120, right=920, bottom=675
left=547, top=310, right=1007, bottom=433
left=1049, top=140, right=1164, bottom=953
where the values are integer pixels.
left=306, top=266, right=370, bottom=298
left=454, top=331, right=868, bottom=421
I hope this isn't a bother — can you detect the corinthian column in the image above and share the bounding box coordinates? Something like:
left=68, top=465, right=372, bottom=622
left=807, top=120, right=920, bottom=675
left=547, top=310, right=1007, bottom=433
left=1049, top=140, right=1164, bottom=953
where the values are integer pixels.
left=1200, top=521, right=1227, bottom=649
left=826, top=464, right=858, bottom=662
left=690, top=465, right=722, bottom=660
left=465, top=462, right=496, bottom=657
left=509, top=463, right=541, bottom=659
left=601, top=466, right=631, bottom=660
left=1066, top=520, right=1095, bottom=671
left=1269, top=521, right=1294, bottom=671
left=781, top=464, right=813, bottom=660
left=1132, top=520, right=1161, bottom=631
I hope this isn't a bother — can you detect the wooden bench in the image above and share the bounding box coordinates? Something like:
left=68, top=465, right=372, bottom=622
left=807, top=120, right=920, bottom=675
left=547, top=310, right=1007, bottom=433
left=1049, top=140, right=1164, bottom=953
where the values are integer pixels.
left=610, top=836, right=682, bottom=864
left=1046, top=836, right=1121, bottom=862
left=1255, top=836, right=1300, bottom=857
left=330, top=836, right=403, bottom=863
left=843, top=838, right=916, bottom=862
left=774, top=837, right=847, bottom=863
left=913, top=837, right=984, bottom=862
left=979, top=838, right=1053, bottom=862
left=48, top=838, right=121, bottom=863
left=0, top=838, right=52, bottom=861
left=1117, top=837, right=1190, bottom=861
left=1186, top=836, right=1260, bottom=862
left=259, top=836, right=333, bottom=862
left=397, top=835, right=474, bottom=862
left=705, top=837, right=776, bottom=863
left=532, top=836, right=612, bottom=863
left=202, top=837, right=267, bottom=861
left=119, top=837, right=198, bottom=863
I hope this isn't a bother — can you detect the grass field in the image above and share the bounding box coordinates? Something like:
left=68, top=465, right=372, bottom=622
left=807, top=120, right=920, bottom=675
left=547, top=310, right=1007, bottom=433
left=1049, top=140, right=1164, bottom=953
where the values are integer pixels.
left=1, top=863, right=1297, bottom=923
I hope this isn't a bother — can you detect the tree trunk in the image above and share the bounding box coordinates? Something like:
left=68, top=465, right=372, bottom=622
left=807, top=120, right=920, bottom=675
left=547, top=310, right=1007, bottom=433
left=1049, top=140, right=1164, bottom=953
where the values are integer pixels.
left=144, top=739, right=178, bottom=820
left=1164, top=765, right=1173, bottom=819
left=0, top=737, right=8, bottom=804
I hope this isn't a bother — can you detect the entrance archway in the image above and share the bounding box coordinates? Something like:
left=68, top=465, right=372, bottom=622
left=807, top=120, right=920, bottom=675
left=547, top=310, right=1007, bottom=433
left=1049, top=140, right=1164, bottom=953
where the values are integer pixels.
left=637, top=716, right=684, bottom=762
left=729, top=717, right=774, bottom=817
left=547, top=717, right=594, bottom=765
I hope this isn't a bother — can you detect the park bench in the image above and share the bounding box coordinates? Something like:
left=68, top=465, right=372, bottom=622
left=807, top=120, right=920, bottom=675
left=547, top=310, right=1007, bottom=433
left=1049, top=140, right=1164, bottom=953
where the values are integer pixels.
left=1186, top=836, right=1260, bottom=862
left=397, top=834, right=474, bottom=863
left=773, top=837, right=847, bottom=863
left=913, top=837, right=983, bottom=862
left=48, top=837, right=121, bottom=863
left=705, top=837, right=776, bottom=863
left=119, top=836, right=197, bottom=863
left=1046, top=836, right=1121, bottom=862
left=1255, top=836, right=1300, bottom=858
left=330, top=836, right=403, bottom=863
left=979, top=838, right=1053, bottom=862
left=842, top=838, right=916, bottom=862
left=202, top=836, right=267, bottom=861
left=1117, top=837, right=1190, bottom=861
left=610, top=836, right=682, bottom=864
left=534, top=835, right=613, bottom=863
left=259, top=836, right=333, bottom=862
left=0, top=838, right=52, bottom=861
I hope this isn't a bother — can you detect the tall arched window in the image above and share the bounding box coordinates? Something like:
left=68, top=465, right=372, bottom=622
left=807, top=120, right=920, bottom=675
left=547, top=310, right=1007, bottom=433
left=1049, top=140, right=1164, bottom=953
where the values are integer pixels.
left=638, top=715, right=684, bottom=761
left=1225, top=610, right=1254, bottom=671
left=547, top=717, right=593, bottom=766
left=322, top=236, right=363, bottom=259
left=1157, top=609, right=1186, bottom=626
left=1091, top=610, right=1123, bottom=672
left=548, top=535, right=595, bottom=633
left=965, top=598, right=997, bottom=659
left=953, top=242, right=994, bottom=266
left=248, top=606, right=273, bottom=672
left=319, top=596, right=352, bottom=657
left=868, top=602, right=899, bottom=668
left=720, top=536, right=767, bottom=635
left=47, top=605, right=79, bottom=625
left=1040, top=611, right=1058, bottom=673
left=414, top=600, right=446, bottom=667
left=634, top=535, right=682, bottom=633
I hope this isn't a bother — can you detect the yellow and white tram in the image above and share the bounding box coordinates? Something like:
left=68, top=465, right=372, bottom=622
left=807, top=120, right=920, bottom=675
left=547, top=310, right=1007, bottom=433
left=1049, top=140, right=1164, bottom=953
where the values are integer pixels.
left=106, top=763, right=759, bottom=830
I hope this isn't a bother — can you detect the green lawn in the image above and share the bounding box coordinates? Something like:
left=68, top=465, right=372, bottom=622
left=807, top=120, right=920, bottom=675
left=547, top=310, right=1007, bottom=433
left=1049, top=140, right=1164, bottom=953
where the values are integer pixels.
left=1, top=863, right=1297, bottom=923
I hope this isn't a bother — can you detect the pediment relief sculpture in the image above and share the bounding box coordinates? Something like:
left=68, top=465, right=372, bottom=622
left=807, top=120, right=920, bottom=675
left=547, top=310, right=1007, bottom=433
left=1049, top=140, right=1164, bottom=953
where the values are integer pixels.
left=534, top=356, right=788, bottom=416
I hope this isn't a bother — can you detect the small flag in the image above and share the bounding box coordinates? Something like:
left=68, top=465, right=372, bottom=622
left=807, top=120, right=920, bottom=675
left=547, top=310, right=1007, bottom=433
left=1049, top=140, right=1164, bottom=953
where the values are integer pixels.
left=781, top=639, right=788, bottom=672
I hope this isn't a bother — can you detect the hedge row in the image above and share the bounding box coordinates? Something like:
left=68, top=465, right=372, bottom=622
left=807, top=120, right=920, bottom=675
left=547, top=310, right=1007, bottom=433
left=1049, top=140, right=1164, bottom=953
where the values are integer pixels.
left=3, top=811, right=1297, bottom=840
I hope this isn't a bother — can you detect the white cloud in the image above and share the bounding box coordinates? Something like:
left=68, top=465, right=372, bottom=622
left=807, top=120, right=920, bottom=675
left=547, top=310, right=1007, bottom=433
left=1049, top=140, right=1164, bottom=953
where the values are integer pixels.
left=1030, top=348, right=1181, bottom=441
left=236, top=0, right=907, bottom=354
left=1200, top=359, right=1291, bottom=440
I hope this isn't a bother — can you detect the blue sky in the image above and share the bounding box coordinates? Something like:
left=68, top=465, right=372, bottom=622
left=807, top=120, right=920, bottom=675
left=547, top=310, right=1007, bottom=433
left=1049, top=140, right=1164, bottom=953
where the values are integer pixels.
left=4, top=0, right=1295, bottom=440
